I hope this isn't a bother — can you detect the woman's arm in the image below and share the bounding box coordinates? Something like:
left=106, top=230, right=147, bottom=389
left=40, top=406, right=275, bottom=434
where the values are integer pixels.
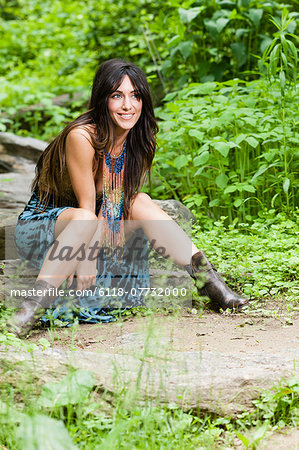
left=64, top=128, right=101, bottom=289
left=65, top=128, right=96, bottom=213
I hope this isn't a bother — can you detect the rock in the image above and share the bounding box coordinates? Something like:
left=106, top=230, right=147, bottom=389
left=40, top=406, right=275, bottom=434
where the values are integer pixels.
left=0, top=345, right=297, bottom=417
left=149, top=268, right=192, bottom=307
left=0, top=157, right=35, bottom=205
left=153, top=199, right=196, bottom=225
left=0, top=132, right=48, bottom=161
left=0, top=153, right=31, bottom=172
left=0, top=159, right=14, bottom=173
left=0, top=156, right=35, bottom=259
left=0, top=214, right=19, bottom=260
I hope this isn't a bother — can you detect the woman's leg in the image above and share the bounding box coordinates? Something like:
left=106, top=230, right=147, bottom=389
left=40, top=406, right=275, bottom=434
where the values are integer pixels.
left=37, top=207, right=100, bottom=288
left=127, top=193, right=198, bottom=266
left=128, top=193, right=247, bottom=309
left=9, top=207, right=102, bottom=337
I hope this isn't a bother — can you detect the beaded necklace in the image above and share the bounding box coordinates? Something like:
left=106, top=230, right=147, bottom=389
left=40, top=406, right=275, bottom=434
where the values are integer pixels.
left=102, top=141, right=126, bottom=248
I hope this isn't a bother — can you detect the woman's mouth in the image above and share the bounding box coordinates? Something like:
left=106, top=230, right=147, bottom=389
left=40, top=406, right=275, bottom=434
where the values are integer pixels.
left=117, top=113, right=134, bottom=120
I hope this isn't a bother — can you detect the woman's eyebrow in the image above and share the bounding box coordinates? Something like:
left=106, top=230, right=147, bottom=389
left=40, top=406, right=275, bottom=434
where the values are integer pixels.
left=112, top=89, right=139, bottom=94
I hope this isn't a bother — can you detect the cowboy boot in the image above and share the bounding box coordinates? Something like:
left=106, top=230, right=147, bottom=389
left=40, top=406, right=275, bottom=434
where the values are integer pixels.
left=185, top=251, right=247, bottom=309
left=8, top=279, right=58, bottom=338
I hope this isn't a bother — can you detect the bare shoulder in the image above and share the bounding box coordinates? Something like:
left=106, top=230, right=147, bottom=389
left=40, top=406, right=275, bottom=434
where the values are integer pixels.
left=66, top=125, right=95, bottom=156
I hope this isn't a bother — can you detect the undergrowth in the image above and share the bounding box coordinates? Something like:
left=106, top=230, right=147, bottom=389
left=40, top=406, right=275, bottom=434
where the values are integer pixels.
left=192, top=210, right=299, bottom=311
left=0, top=352, right=297, bottom=449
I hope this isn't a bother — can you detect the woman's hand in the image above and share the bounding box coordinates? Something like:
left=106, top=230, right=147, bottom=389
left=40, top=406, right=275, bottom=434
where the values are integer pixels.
left=67, top=259, right=97, bottom=291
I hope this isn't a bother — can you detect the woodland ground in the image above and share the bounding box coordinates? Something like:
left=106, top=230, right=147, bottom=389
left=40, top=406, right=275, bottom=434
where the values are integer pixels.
left=1, top=298, right=297, bottom=449
left=28, top=300, right=298, bottom=357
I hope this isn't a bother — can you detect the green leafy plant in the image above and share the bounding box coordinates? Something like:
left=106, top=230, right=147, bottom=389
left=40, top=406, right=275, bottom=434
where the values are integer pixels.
left=260, top=9, right=298, bottom=214
left=149, top=73, right=298, bottom=221
left=17, top=414, right=77, bottom=450
left=38, top=369, right=95, bottom=409
left=236, top=421, right=269, bottom=450
left=144, top=0, right=296, bottom=88
left=0, top=0, right=297, bottom=142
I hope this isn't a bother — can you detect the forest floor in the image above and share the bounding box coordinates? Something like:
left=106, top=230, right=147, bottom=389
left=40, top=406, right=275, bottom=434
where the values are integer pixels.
left=26, top=300, right=299, bottom=449
left=28, top=300, right=298, bottom=357
left=2, top=296, right=298, bottom=449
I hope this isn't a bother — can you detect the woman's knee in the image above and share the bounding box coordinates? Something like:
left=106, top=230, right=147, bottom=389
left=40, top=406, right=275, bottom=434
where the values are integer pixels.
left=132, top=193, right=152, bottom=208
left=55, top=207, right=98, bottom=238
left=130, top=193, right=153, bottom=220
left=58, top=207, right=98, bottom=222
left=130, top=192, right=172, bottom=222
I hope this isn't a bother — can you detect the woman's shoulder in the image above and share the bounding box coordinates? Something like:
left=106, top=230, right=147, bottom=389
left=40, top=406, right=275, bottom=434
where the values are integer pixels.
left=66, top=125, right=96, bottom=155
left=67, top=124, right=96, bottom=143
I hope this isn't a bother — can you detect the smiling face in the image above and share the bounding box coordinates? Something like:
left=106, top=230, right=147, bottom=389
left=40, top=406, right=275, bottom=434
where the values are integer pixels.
left=107, top=75, right=143, bottom=136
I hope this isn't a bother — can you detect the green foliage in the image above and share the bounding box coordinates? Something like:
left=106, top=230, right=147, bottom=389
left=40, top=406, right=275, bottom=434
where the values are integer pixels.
left=0, top=0, right=297, bottom=137
left=253, top=377, right=299, bottom=427
left=192, top=212, right=298, bottom=305
left=149, top=76, right=298, bottom=221
left=38, top=370, right=95, bottom=408
left=145, top=0, right=297, bottom=88
left=236, top=422, right=269, bottom=450
left=18, top=414, right=77, bottom=450
left=0, top=2, right=297, bottom=218
left=0, top=359, right=298, bottom=448
left=235, top=378, right=299, bottom=448
left=261, top=9, right=298, bottom=92
left=0, top=0, right=165, bottom=139
left=258, top=10, right=298, bottom=214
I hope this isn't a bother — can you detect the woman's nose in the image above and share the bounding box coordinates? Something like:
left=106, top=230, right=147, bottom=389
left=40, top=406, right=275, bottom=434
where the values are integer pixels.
left=122, top=95, right=132, bottom=110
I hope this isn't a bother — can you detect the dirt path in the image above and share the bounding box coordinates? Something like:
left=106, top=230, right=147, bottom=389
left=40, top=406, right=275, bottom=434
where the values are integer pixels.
left=233, top=427, right=299, bottom=449
left=259, top=428, right=299, bottom=449
left=28, top=308, right=299, bottom=357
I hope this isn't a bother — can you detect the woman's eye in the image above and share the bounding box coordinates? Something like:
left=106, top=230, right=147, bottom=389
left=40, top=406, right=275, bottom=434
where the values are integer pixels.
left=111, top=93, right=121, bottom=99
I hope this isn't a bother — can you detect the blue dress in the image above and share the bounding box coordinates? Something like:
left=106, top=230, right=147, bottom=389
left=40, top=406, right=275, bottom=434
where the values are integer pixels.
left=14, top=191, right=150, bottom=325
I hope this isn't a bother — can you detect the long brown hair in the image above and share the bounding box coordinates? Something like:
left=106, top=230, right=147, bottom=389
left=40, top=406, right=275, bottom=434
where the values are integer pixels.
left=32, top=59, right=158, bottom=218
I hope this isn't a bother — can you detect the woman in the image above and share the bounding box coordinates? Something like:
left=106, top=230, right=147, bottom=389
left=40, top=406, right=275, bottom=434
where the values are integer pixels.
left=11, top=59, right=247, bottom=337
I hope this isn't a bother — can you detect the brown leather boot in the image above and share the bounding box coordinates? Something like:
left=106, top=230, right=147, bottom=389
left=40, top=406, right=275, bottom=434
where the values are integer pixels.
left=185, top=251, right=248, bottom=309
left=8, top=279, right=58, bottom=338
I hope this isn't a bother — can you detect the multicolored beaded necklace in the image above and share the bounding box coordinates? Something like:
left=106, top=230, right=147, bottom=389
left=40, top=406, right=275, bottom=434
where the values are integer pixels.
left=102, top=141, right=126, bottom=247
